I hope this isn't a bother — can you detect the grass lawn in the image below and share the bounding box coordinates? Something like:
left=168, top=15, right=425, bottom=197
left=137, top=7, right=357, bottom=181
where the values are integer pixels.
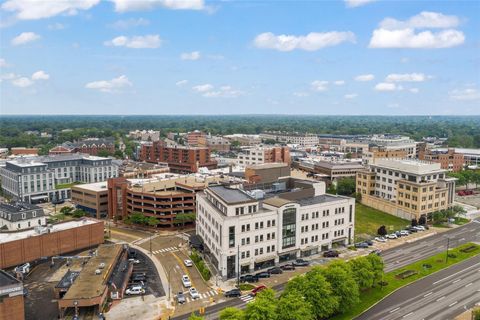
left=55, top=181, right=83, bottom=189
left=331, top=242, right=480, bottom=320
left=355, top=203, right=409, bottom=241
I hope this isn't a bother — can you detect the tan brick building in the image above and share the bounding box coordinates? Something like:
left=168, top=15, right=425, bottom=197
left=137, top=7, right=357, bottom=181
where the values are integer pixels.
left=0, top=270, right=25, bottom=320
left=71, top=182, right=109, bottom=219
left=419, top=148, right=464, bottom=172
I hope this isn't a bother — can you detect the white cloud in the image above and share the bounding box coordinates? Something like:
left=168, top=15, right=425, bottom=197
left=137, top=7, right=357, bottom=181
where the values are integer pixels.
left=31, top=70, right=49, bottom=80
left=12, top=77, right=33, bottom=87
left=334, top=80, right=345, bottom=86
left=311, top=80, right=329, bottom=91
left=344, top=0, right=377, bottom=8
left=375, top=82, right=397, bottom=91
left=253, top=31, right=355, bottom=51
left=192, top=84, right=214, bottom=93
left=449, top=88, right=480, bottom=101
left=48, top=22, right=66, bottom=30
left=176, top=80, right=188, bottom=87
left=385, top=73, right=428, bottom=82
left=111, top=0, right=205, bottom=12
left=109, top=18, right=150, bottom=29
left=379, top=11, right=460, bottom=30
left=0, top=73, right=18, bottom=81
left=0, top=59, right=10, bottom=68
left=180, top=51, right=201, bottom=61
left=1, top=0, right=100, bottom=20
left=369, top=28, right=464, bottom=49
left=294, top=92, right=309, bottom=97
left=355, top=74, right=375, bottom=82
left=11, top=32, right=41, bottom=46
left=344, top=93, right=358, bottom=99
left=104, top=35, right=161, bottom=48
left=85, top=75, right=132, bottom=93
left=409, top=88, right=419, bottom=93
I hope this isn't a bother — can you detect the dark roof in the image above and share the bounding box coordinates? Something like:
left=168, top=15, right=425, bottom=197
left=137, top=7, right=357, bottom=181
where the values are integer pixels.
left=209, top=185, right=255, bottom=204
left=0, top=202, right=45, bottom=222
left=55, top=271, right=80, bottom=289
left=0, top=270, right=21, bottom=287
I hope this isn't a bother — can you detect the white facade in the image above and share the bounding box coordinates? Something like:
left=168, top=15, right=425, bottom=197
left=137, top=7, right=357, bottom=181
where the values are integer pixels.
left=196, top=184, right=354, bottom=279
left=128, top=130, right=160, bottom=142
left=237, top=148, right=267, bottom=167
left=260, top=132, right=318, bottom=147
left=0, top=202, right=47, bottom=231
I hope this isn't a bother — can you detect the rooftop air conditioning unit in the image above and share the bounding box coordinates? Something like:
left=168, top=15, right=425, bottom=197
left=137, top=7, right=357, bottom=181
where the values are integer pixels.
left=95, top=269, right=101, bottom=275
left=99, top=263, right=105, bottom=269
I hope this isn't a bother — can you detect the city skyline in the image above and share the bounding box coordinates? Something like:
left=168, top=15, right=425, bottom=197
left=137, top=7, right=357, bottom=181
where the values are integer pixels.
left=1, top=0, right=479, bottom=115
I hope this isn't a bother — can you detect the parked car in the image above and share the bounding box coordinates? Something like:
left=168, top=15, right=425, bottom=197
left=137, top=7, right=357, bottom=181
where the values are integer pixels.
left=125, top=286, right=145, bottom=295
left=407, top=227, right=418, bottom=233
left=400, top=230, right=410, bottom=236
left=128, top=258, right=140, bottom=264
left=280, top=264, right=296, bottom=271
left=251, top=285, right=267, bottom=296
left=370, top=249, right=382, bottom=256
left=255, top=272, right=271, bottom=279
left=131, top=275, right=146, bottom=282
left=355, top=242, right=369, bottom=249
left=414, top=225, right=426, bottom=231
left=386, top=234, right=398, bottom=239
left=225, top=288, right=241, bottom=297
left=189, top=287, right=200, bottom=299
left=240, top=274, right=259, bottom=283
left=182, top=275, right=192, bottom=288
left=184, top=259, right=193, bottom=267
left=375, top=236, right=387, bottom=242
left=293, top=259, right=310, bottom=266
left=365, top=239, right=374, bottom=246
left=323, top=250, right=340, bottom=258
left=267, top=267, right=283, bottom=275
left=176, top=291, right=186, bottom=304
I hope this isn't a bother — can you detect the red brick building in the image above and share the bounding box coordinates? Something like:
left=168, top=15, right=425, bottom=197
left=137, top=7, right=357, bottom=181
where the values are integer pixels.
left=49, top=138, right=115, bottom=156
left=139, top=141, right=217, bottom=173
left=186, top=130, right=206, bottom=146
left=0, top=270, right=25, bottom=320
left=420, top=148, right=465, bottom=172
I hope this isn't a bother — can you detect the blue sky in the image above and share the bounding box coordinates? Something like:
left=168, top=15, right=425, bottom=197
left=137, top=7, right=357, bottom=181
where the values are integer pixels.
left=0, top=0, right=479, bottom=115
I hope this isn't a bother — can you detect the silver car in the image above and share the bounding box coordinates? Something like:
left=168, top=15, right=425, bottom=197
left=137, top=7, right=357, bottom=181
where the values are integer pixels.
left=176, top=291, right=186, bottom=304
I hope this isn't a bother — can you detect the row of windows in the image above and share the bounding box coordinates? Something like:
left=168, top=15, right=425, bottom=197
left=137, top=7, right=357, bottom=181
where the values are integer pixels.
left=333, top=229, right=345, bottom=237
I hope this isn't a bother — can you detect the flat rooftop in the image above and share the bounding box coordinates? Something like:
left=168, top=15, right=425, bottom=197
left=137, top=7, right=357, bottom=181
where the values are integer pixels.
left=63, top=244, right=122, bottom=300
left=247, top=163, right=289, bottom=170
left=128, top=174, right=229, bottom=193
left=0, top=270, right=21, bottom=287
left=72, top=181, right=108, bottom=192
left=209, top=185, right=255, bottom=204
left=263, top=193, right=346, bottom=208
left=373, top=158, right=444, bottom=175
left=0, top=218, right=100, bottom=244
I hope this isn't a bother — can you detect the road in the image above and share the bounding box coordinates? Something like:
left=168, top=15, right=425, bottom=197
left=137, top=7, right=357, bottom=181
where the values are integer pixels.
left=356, top=254, right=480, bottom=320
left=172, top=221, right=480, bottom=320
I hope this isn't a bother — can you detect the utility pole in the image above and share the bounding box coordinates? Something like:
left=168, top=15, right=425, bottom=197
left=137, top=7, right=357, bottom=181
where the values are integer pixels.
left=445, top=237, right=450, bottom=264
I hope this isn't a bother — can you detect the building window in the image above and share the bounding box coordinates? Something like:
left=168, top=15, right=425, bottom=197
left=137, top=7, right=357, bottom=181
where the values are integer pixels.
left=229, top=226, right=235, bottom=248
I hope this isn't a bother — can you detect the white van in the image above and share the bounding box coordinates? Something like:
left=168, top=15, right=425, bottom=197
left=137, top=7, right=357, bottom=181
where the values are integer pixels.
left=125, top=286, right=145, bottom=295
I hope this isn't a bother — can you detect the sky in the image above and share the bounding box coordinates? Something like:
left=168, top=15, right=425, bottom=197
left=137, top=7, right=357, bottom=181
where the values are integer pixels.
left=0, top=0, right=479, bottom=115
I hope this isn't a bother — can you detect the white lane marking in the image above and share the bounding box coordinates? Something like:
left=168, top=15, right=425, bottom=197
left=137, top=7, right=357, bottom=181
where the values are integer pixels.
left=402, top=312, right=414, bottom=318
left=389, top=307, right=400, bottom=313
left=423, top=292, right=433, bottom=297
left=432, top=263, right=480, bottom=285
left=437, top=296, right=445, bottom=301
left=239, top=294, right=254, bottom=303
left=465, top=283, right=473, bottom=287
left=452, top=278, right=461, bottom=284
left=449, top=301, right=458, bottom=307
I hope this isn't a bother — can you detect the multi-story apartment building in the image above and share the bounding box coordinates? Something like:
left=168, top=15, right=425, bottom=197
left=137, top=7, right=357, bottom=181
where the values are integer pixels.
left=0, top=202, right=47, bottom=231
left=198, top=134, right=231, bottom=152
left=139, top=141, right=217, bottom=173
left=419, top=148, right=465, bottom=172
left=362, top=147, right=408, bottom=165
left=196, top=179, right=355, bottom=279
left=237, top=146, right=291, bottom=167
left=10, top=147, right=39, bottom=157
left=0, top=155, right=118, bottom=203
left=128, top=130, right=160, bottom=142
left=356, top=158, right=456, bottom=220
left=49, top=138, right=115, bottom=156
left=260, top=132, right=318, bottom=147
left=186, top=130, right=207, bottom=146
left=369, top=135, right=417, bottom=158
left=224, top=134, right=262, bottom=146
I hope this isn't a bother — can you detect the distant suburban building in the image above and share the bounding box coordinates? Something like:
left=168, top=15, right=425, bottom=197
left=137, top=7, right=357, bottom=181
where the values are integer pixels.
left=299, top=159, right=364, bottom=181
left=0, top=154, right=118, bottom=203
left=108, top=174, right=234, bottom=229
left=0, top=218, right=104, bottom=269
left=0, top=202, right=47, bottom=231
left=237, top=146, right=291, bottom=167
left=362, top=147, right=408, bottom=165
left=10, top=147, right=39, bottom=157
left=368, top=135, right=417, bottom=158
left=71, top=182, right=109, bottom=219
left=419, top=148, right=464, bottom=172
left=356, top=158, right=456, bottom=220
left=224, top=134, right=262, bottom=146
left=0, top=270, right=25, bottom=320
left=49, top=138, right=115, bottom=156
left=196, top=179, right=355, bottom=278
left=260, top=131, right=318, bottom=147
left=198, top=134, right=231, bottom=152
left=128, top=130, right=160, bottom=142
left=138, top=141, right=217, bottom=173
left=118, top=160, right=169, bottom=178
left=245, top=163, right=291, bottom=184
left=186, top=130, right=207, bottom=146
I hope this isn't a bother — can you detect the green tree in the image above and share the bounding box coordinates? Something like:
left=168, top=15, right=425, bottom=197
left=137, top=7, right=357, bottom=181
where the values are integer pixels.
left=349, top=256, right=374, bottom=290
left=97, top=149, right=112, bottom=157
left=173, top=212, right=196, bottom=227
left=277, top=291, right=314, bottom=320
left=244, top=289, right=277, bottom=320
left=322, top=260, right=360, bottom=313
left=60, top=206, right=73, bottom=215
left=219, top=307, right=245, bottom=320
left=147, top=216, right=159, bottom=227
left=72, top=209, right=86, bottom=218
left=129, top=212, right=147, bottom=225
left=365, top=254, right=384, bottom=286
left=188, top=314, right=205, bottom=320
left=336, top=177, right=356, bottom=196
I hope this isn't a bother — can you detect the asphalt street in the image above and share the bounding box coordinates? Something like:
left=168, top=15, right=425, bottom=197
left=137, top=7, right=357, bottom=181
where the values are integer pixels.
left=356, top=253, right=480, bottom=320
left=172, top=221, right=480, bottom=320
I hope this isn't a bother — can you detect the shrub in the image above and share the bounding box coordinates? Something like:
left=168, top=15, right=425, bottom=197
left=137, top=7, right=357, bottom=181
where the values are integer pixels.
left=190, top=250, right=211, bottom=281
left=239, top=283, right=255, bottom=291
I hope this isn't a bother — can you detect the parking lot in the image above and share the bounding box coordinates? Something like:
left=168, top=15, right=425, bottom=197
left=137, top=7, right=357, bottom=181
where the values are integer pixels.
left=125, top=248, right=165, bottom=298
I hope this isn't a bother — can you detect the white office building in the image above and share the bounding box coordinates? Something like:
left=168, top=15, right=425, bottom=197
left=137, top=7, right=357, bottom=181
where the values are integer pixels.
left=0, top=154, right=118, bottom=203
left=260, top=132, right=318, bottom=147
left=196, top=180, right=355, bottom=279
left=0, top=202, right=47, bottom=231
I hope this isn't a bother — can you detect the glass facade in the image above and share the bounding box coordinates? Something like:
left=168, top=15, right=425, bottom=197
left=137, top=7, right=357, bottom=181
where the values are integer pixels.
left=282, top=208, right=296, bottom=249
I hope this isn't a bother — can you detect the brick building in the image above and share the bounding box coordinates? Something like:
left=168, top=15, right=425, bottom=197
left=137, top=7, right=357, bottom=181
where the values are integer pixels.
left=49, top=138, right=115, bottom=156
left=245, top=163, right=291, bottom=184
left=237, top=146, right=291, bottom=167
left=186, top=130, right=206, bottom=146
left=0, top=218, right=104, bottom=269
left=10, top=147, right=39, bottom=156
left=139, top=141, right=217, bottom=173
left=419, top=148, right=464, bottom=172
left=71, top=182, right=109, bottom=219
left=0, top=270, right=25, bottom=320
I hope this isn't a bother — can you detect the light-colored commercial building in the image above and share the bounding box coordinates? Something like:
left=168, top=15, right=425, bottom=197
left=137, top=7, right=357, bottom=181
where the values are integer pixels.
left=237, top=146, right=290, bottom=167
left=0, top=154, right=118, bottom=203
left=356, top=158, right=456, bottom=220
left=71, top=182, right=109, bottom=219
left=128, top=130, right=160, bottom=142
left=420, top=148, right=464, bottom=172
left=196, top=180, right=355, bottom=279
left=260, top=132, right=318, bottom=147
left=0, top=202, right=47, bottom=231
left=362, top=147, right=408, bottom=165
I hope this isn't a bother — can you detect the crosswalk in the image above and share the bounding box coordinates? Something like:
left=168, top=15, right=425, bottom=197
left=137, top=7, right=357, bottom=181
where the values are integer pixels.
left=239, top=294, right=255, bottom=303
left=176, top=233, right=190, bottom=241
left=133, top=235, right=159, bottom=245
left=152, top=246, right=178, bottom=254
left=184, top=289, right=218, bottom=303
